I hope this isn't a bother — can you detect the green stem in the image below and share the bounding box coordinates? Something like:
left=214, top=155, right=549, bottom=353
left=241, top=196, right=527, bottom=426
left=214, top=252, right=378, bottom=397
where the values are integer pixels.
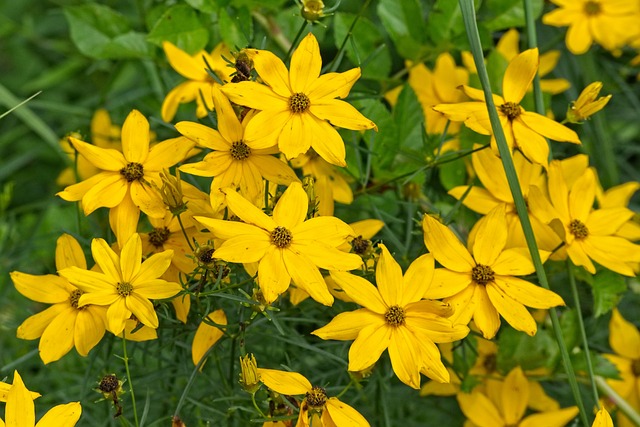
left=523, top=0, right=545, bottom=117
left=458, top=2, right=589, bottom=426
left=567, top=260, right=600, bottom=406
left=121, top=335, right=140, bottom=427
left=325, top=0, right=372, bottom=72
left=286, top=20, right=308, bottom=63
left=176, top=214, right=194, bottom=251
left=596, top=376, right=640, bottom=426
left=251, top=392, right=267, bottom=418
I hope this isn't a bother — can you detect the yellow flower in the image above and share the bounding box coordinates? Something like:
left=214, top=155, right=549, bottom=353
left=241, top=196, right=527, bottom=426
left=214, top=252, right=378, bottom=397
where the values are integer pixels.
left=178, top=87, right=299, bottom=201
left=291, top=149, right=353, bottom=216
left=192, top=309, right=227, bottom=369
left=593, top=407, right=614, bottom=427
left=457, top=367, right=578, bottom=427
left=386, top=53, right=469, bottom=135
left=0, top=371, right=81, bottom=427
left=161, top=41, right=234, bottom=122
left=257, top=368, right=370, bottom=426
left=567, top=82, right=612, bottom=123
left=11, top=234, right=108, bottom=364
left=528, top=161, right=640, bottom=276
left=448, top=146, right=561, bottom=254
left=301, top=0, right=325, bottom=21
left=495, top=29, right=570, bottom=95
left=56, top=110, right=195, bottom=247
left=313, top=244, right=469, bottom=389
left=542, top=0, right=640, bottom=55
left=239, top=354, right=261, bottom=394
left=58, top=233, right=182, bottom=335
left=603, top=309, right=640, bottom=427
left=195, top=182, right=362, bottom=305
left=433, top=48, right=580, bottom=167
left=221, top=33, right=377, bottom=167
left=422, top=205, right=565, bottom=339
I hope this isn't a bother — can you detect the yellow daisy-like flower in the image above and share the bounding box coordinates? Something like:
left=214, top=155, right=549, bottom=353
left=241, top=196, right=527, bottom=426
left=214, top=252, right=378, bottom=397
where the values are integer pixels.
left=433, top=48, right=580, bottom=167
left=161, top=41, right=234, bottom=122
left=529, top=161, right=640, bottom=276
left=56, top=110, right=195, bottom=247
left=385, top=53, right=469, bottom=135
left=221, top=33, right=377, bottom=167
left=58, top=233, right=182, bottom=335
left=11, top=234, right=107, bottom=364
left=0, top=371, right=81, bottom=427
left=313, top=244, right=469, bottom=389
left=422, top=205, right=565, bottom=339
left=603, top=309, right=640, bottom=427
left=178, top=86, right=298, bottom=201
left=291, top=149, right=353, bottom=216
left=542, top=0, right=640, bottom=55
left=257, top=368, right=370, bottom=426
left=195, top=182, right=362, bottom=305
left=457, top=367, right=578, bottom=427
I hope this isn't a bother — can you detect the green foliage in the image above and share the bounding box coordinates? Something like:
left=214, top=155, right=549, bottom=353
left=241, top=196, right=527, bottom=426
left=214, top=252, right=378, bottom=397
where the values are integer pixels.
left=147, top=4, right=210, bottom=53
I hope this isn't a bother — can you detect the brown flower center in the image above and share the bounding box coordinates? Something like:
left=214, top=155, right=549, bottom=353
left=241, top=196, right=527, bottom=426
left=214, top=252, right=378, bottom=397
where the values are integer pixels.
left=69, top=289, right=85, bottom=310
left=289, top=93, right=310, bottom=113
left=270, top=226, right=293, bottom=248
left=499, top=102, right=521, bottom=120
left=483, top=354, right=497, bottom=374
left=120, top=162, right=144, bottom=182
left=305, top=386, right=327, bottom=409
left=384, top=305, right=406, bottom=326
left=472, top=264, right=495, bottom=285
left=149, top=227, right=170, bottom=248
left=632, top=359, right=640, bottom=377
left=350, top=236, right=371, bottom=256
left=117, top=282, right=133, bottom=297
left=230, top=141, right=252, bottom=160
left=584, top=0, right=601, bottom=15
left=569, top=219, right=589, bottom=240
left=98, top=374, right=120, bottom=394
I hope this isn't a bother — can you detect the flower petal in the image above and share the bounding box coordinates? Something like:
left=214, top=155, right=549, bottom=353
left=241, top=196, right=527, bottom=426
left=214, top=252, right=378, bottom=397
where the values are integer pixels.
left=256, top=369, right=311, bottom=395
left=309, top=99, right=377, bottom=131
left=569, top=168, right=595, bottom=222
left=125, top=293, right=158, bottom=329
left=312, top=308, right=383, bottom=341
left=249, top=49, right=292, bottom=97
left=35, top=402, right=82, bottom=427
left=222, top=188, right=277, bottom=230
left=518, top=407, right=579, bottom=427
left=424, top=268, right=472, bottom=300
left=55, top=234, right=87, bottom=270
left=59, top=267, right=115, bottom=295
left=520, top=112, right=580, bottom=143
left=401, top=253, right=434, bottom=306
left=472, top=205, right=508, bottom=266
left=457, top=390, right=504, bottom=427
left=133, top=279, right=182, bottom=300
left=502, top=367, right=529, bottom=425
left=472, top=286, right=501, bottom=339
left=161, top=81, right=199, bottom=122
left=491, top=248, right=535, bottom=276
left=6, top=372, right=36, bottom=427
left=121, top=110, right=150, bottom=163
left=289, top=33, right=322, bottom=94
left=609, top=309, right=640, bottom=359
left=11, top=273, right=69, bottom=304
left=17, top=304, right=67, bottom=340
left=422, top=215, right=475, bottom=272
left=258, top=247, right=291, bottom=304
left=144, top=137, right=195, bottom=171
left=283, top=249, right=333, bottom=306
left=133, top=249, right=174, bottom=284
left=486, top=283, right=537, bottom=336
left=293, top=242, right=362, bottom=271
left=106, top=298, right=131, bottom=335
left=375, top=244, right=404, bottom=306
left=39, top=306, right=77, bottom=364
left=162, top=41, right=208, bottom=81
left=119, top=233, right=142, bottom=282
left=192, top=309, right=227, bottom=367
left=176, top=121, right=229, bottom=151
left=212, top=86, right=244, bottom=143
left=348, top=324, right=391, bottom=372
left=445, top=285, right=478, bottom=326
left=503, top=48, right=538, bottom=103
left=388, top=328, right=421, bottom=389
left=330, top=271, right=387, bottom=314
left=512, top=118, right=550, bottom=167
left=213, top=235, right=271, bottom=263
left=307, top=68, right=360, bottom=100
left=81, top=173, right=128, bottom=214
left=273, top=182, right=308, bottom=229
left=91, top=238, right=122, bottom=283
left=74, top=308, right=106, bottom=357
left=68, top=137, right=126, bottom=171
left=494, top=276, right=565, bottom=309
left=324, top=398, right=370, bottom=427
left=307, top=115, right=347, bottom=167
left=222, top=81, right=289, bottom=112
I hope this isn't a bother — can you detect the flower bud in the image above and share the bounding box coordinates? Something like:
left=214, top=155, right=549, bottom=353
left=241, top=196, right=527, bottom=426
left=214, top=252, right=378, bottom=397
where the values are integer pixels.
left=566, top=82, right=611, bottom=123
left=239, top=354, right=261, bottom=394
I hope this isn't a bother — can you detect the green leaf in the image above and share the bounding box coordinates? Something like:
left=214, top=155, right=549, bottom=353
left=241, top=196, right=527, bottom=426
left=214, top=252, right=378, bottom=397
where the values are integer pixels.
left=218, top=6, right=252, bottom=50
left=588, top=268, right=627, bottom=317
left=184, top=0, right=218, bottom=13
left=333, top=13, right=391, bottom=80
left=497, top=327, right=559, bottom=372
left=559, top=308, right=580, bottom=351
left=64, top=4, right=150, bottom=59
left=377, top=0, right=426, bottom=60
left=426, top=0, right=464, bottom=45
left=147, top=4, right=209, bottom=54
left=478, top=0, right=544, bottom=31
left=570, top=351, right=620, bottom=380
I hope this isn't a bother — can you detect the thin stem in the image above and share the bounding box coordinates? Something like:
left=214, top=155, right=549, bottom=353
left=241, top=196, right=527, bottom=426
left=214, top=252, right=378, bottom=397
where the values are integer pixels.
left=325, top=0, right=372, bottom=72
left=251, top=392, right=267, bottom=418
left=458, top=2, right=589, bottom=426
left=286, top=20, right=308, bottom=63
left=523, top=0, right=545, bottom=116
left=173, top=341, right=221, bottom=419
left=567, top=260, right=599, bottom=404
left=121, top=335, right=140, bottom=427
left=176, top=213, right=195, bottom=251
left=335, top=378, right=355, bottom=399
left=251, top=12, right=291, bottom=53
left=596, top=376, right=640, bottom=426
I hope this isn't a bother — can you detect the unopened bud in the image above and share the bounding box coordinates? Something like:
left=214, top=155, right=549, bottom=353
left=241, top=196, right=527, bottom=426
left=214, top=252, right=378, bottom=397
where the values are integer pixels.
left=566, top=82, right=611, bottom=123
left=239, top=354, right=261, bottom=394
left=154, top=169, right=188, bottom=215
left=301, top=0, right=325, bottom=21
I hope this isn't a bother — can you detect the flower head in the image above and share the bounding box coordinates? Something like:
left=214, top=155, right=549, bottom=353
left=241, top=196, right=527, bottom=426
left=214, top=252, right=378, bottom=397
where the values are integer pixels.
left=434, top=49, right=580, bottom=167
left=257, top=368, right=370, bottom=426
left=422, top=205, right=565, bottom=339
left=12, top=234, right=108, bottom=364
left=59, top=233, right=182, bottom=335
left=222, top=33, right=377, bottom=167
left=313, top=244, right=469, bottom=389
left=239, top=354, right=261, bottom=394
left=195, top=182, right=362, bottom=305
left=566, top=82, right=612, bottom=123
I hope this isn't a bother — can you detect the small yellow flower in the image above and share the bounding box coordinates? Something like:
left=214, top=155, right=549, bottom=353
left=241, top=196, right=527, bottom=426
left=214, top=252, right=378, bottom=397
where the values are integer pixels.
left=542, top=0, right=640, bottom=55
left=566, top=82, right=612, bottom=123
left=313, top=244, right=469, bottom=389
left=239, top=354, right=261, bottom=394
left=257, top=368, right=370, bottom=426
left=222, top=33, right=377, bottom=167
left=301, top=0, right=325, bottom=21
left=12, top=234, right=108, bottom=364
left=422, top=205, right=565, bottom=339
left=0, top=371, right=81, bottom=427
left=434, top=49, right=580, bottom=167
left=192, top=309, right=227, bottom=369
left=59, top=233, right=182, bottom=335
left=161, top=41, right=234, bottom=122
left=195, top=182, right=363, bottom=306
left=457, top=367, right=578, bottom=427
